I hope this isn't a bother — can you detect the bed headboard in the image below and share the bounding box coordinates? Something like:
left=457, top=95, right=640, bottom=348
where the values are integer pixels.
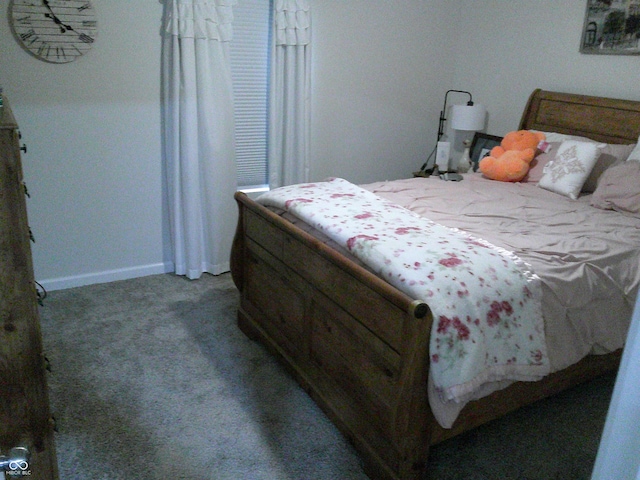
left=519, top=89, right=640, bottom=144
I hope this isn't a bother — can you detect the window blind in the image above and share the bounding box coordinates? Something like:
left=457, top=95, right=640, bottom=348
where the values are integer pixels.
left=231, top=1, right=271, bottom=189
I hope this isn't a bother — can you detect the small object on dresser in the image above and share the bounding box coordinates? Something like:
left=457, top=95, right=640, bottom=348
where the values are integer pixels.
left=457, top=140, right=472, bottom=173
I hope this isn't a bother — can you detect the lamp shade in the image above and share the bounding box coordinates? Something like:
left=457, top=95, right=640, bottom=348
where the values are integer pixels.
left=450, top=104, right=486, bottom=131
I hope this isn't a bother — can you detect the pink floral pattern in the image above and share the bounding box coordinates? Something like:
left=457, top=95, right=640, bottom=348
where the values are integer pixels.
left=258, top=178, right=549, bottom=402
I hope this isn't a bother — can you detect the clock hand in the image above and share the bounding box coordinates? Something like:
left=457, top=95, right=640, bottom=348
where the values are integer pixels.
left=41, top=0, right=94, bottom=45
left=42, top=0, right=75, bottom=33
left=44, top=13, right=67, bottom=33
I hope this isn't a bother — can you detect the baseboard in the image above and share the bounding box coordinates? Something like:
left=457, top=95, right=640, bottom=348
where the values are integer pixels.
left=37, top=262, right=175, bottom=292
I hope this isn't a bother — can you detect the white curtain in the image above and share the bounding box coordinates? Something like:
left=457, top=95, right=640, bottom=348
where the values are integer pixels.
left=162, top=0, right=238, bottom=279
left=268, top=0, right=311, bottom=188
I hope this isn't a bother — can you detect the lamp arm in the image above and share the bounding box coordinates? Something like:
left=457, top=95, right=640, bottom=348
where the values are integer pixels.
left=437, top=89, right=474, bottom=141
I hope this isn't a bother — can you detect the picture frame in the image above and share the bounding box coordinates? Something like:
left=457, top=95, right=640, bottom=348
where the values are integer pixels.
left=580, top=0, right=640, bottom=55
left=469, top=133, right=503, bottom=172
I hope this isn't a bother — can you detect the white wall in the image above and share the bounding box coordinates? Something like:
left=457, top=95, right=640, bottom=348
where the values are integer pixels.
left=0, top=1, right=459, bottom=289
left=451, top=1, right=640, bottom=137
left=1, top=1, right=640, bottom=289
left=0, top=1, right=170, bottom=290
left=310, top=1, right=459, bottom=185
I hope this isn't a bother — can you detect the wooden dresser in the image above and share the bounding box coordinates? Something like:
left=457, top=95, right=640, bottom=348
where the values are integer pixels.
left=0, top=98, right=58, bottom=479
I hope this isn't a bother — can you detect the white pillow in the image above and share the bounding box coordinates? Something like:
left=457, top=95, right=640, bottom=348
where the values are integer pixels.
left=591, top=161, right=640, bottom=215
left=627, top=135, right=640, bottom=162
left=538, top=140, right=603, bottom=199
left=535, top=131, right=595, bottom=143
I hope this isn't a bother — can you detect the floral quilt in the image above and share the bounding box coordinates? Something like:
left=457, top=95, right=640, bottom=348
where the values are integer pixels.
left=257, top=178, right=550, bottom=403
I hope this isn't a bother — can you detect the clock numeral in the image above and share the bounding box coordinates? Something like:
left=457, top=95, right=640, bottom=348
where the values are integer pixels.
left=78, top=33, right=94, bottom=43
left=20, top=29, right=36, bottom=41
left=54, top=46, right=67, bottom=60
left=15, top=15, right=32, bottom=25
left=37, top=42, right=49, bottom=57
left=20, top=29, right=40, bottom=45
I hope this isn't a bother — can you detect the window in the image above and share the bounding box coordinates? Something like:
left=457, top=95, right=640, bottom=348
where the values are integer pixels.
left=230, top=1, right=271, bottom=190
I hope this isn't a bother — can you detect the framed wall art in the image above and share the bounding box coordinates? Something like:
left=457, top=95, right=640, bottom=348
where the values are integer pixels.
left=581, top=0, right=640, bottom=55
left=469, top=133, right=502, bottom=172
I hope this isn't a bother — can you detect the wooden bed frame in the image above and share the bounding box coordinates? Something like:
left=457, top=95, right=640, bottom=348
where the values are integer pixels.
left=230, top=89, right=640, bottom=480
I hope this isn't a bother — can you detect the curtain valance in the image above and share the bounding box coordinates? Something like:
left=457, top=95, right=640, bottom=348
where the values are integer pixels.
left=164, top=0, right=236, bottom=41
left=274, top=0, right=310, bottom=46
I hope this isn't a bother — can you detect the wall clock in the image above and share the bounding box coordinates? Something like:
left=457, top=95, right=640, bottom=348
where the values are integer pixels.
left=9, top=0, right=97, bottom=64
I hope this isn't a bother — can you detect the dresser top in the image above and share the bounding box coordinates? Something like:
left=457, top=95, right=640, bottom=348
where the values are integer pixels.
left=0, top=97, right=18, bottom=130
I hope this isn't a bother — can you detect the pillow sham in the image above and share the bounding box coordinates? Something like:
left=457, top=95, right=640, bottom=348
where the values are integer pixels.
left=525, top=132, right=636, bottom=190
left=537, top=140, right=603, bottom=199
left=627, top=136, right=640, bottom=162
left=525, top=142, right=561, bottom=183
left=582, top=143, right=637, bottom=193
left=591, top=161, right=640, bottom=215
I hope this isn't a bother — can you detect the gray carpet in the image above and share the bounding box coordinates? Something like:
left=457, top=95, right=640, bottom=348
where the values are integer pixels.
left=38, top=273, right=615, bottom=480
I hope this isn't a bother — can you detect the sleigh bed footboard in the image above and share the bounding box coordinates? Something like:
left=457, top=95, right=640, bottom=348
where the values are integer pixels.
left=231, top=191, right=435, bottom=480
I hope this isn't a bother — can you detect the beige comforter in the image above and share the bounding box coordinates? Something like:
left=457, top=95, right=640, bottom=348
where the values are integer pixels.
left=272, top=173, right=640, bottom=426
left=363, top=174, right=639, bottom=371
left=362, top=174, right=639, bottom=426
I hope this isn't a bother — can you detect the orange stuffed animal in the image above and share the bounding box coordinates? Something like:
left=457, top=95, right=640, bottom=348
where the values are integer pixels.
left=479, top=130, right=546, bottom=182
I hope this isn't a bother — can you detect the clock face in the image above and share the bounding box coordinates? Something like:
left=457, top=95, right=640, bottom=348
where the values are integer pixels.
left=9, top=0, right=97, bottom=64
